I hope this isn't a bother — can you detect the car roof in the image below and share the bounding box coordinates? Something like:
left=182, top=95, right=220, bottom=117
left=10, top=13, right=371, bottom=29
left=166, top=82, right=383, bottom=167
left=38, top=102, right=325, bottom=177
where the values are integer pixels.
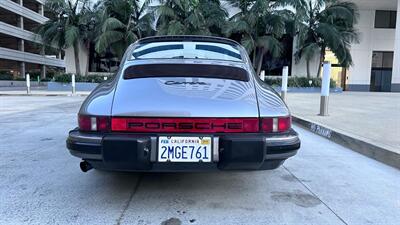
left=136, top=35, right=240, bottom=47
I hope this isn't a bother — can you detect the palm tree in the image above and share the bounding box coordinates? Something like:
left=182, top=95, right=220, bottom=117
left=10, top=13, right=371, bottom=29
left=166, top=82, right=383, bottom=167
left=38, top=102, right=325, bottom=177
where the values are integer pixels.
left=293, top=0, right=360, bottom=78
left=154, top=0, right=228, bottom=36
left=225, top=0, right=293, bottom=75
left=95, top=0, right=155, bottom=59
left=37, top=0, right=93, bottom=75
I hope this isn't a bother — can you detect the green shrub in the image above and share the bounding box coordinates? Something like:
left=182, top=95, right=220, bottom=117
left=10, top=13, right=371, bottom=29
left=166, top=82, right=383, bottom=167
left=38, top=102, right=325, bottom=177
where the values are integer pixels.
left=0, top=73, right=13, bottom=80
left=54, top=73, right=72, bottom=83
left=265, top=76, right=336, bottom=88
left=40, top=77, right=53, bottom=82
left=54, top=73, right=113, bottom=83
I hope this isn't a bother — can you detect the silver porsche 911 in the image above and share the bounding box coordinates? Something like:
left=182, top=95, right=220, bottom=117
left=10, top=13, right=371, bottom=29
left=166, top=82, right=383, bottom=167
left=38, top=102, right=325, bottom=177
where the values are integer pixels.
left=66, top=35, right=300, bottom=172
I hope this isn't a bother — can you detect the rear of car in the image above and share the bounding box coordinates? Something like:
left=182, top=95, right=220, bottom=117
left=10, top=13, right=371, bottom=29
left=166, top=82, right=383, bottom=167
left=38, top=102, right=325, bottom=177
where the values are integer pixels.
left=66, top=36, right=300, bottom=172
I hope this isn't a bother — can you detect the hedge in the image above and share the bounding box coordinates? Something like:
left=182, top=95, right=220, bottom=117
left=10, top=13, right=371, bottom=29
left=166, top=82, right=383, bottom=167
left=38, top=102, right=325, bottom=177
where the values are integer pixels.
left=0, top=71, right=55, bottom=82
left=264, top=77, right=336, bottom=88
left=0, top=73, right=13, bottom=80
left=53, top=73, right=113, bottom=83
left=2, top=72, right=336, bottom=88
left=0, top=71, right=113, bottom=83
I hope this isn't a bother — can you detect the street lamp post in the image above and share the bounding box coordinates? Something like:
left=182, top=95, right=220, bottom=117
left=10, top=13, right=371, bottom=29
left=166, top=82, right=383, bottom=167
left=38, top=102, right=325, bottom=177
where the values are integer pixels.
left=319, top=62, right=331, bottom=116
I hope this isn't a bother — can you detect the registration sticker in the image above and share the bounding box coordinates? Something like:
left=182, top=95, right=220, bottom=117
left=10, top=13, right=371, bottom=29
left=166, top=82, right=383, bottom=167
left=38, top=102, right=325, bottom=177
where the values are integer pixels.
left=158, top=136, right=212, bottom=162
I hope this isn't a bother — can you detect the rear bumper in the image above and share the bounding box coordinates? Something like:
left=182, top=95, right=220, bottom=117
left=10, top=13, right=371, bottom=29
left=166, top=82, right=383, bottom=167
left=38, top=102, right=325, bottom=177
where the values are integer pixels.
left=66, top=129, right=300, bottom=171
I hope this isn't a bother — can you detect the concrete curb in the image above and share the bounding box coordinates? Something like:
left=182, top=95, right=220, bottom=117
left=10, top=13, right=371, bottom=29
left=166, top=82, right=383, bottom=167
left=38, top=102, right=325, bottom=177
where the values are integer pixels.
left=293, top=116, right=400, bottom=170
left=0, top=93, right=89, bottom=97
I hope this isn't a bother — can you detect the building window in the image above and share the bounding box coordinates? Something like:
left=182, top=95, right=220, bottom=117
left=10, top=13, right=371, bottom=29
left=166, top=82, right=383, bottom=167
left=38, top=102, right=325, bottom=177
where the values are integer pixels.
left=374, top=10, right=397, bottom=28
left=371, top=52, right=394, bottom=69
left=370, top=51, right=393, bottom=92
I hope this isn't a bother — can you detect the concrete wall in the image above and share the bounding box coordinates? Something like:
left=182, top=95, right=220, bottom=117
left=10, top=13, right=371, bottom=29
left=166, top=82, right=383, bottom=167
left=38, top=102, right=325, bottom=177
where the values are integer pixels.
left=65, top=43, right=89, bottom=75
left=347, top=10, right=396, bottom=91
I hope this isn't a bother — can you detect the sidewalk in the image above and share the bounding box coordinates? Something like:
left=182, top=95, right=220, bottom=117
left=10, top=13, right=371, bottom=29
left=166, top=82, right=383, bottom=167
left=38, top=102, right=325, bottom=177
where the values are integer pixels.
left=286, top=92, right=400, bottom=156
left=0, top=90, right=90, bottom=96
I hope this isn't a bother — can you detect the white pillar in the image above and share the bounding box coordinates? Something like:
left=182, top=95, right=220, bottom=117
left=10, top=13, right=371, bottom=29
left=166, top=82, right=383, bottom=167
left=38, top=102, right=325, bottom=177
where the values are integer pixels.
left=319, top=62, right=331, bottom=116
left=392, top=1, right=400, bottom=91
left=26, top=73, right=30, bottom=94
left=260, top=70, right=265, bottom=81
left=281, top=66, right=289, bottom=102
left=72, top=74, right=76, bottom=94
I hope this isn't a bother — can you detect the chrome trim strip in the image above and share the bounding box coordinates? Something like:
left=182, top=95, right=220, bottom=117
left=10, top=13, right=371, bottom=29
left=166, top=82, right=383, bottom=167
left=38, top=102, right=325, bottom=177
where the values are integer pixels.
left=68, top=131, right=102, bottom=144
left=213, top=136, right=219, bottom=162
left=265, top=135, right=299, bottom=144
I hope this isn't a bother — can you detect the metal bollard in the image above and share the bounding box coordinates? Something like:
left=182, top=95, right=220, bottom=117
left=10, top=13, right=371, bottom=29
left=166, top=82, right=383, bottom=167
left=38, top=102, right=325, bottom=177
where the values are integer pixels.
left=26, top=73, right=31, bottom=94
left=319, top=62, right=331, bottom=116
left=72, top=73, right=76, bottom=95
left=281, top=66, right=289, bottom=102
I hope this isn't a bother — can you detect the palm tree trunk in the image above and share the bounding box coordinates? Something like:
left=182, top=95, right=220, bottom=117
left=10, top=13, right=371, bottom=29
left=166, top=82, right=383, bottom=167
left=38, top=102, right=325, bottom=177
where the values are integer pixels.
left=306, top=59, right=311, bottom=79
left=73, top=42, right=81, bottom=76
left=84, top=42, right=90, bottom=76
left=252, top=50, right=256, bottom=67
left=316, top=48, right=325, bottom=78
left=256, top=47, right=265, bottom=76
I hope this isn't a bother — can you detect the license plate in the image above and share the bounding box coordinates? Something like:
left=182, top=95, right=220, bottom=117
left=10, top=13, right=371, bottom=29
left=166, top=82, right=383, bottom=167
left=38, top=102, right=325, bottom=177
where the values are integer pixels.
left=158, top=136, right=212, bottom=162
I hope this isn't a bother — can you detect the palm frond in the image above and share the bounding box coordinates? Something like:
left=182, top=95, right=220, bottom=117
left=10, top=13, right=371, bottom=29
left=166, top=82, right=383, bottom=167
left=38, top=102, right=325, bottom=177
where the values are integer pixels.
left=64, top=26, right=79, bottom=47
left=241, top=34, right=256, bottom=53
left=256, top=35, right=283, bottom=58
left=95, top=30, right=124, bottom=53
left=102, top=17, right=125, bottom=32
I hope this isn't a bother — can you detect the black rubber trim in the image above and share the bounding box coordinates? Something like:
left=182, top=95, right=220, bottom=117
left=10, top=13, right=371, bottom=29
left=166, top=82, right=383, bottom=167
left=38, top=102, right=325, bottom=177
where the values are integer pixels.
left=66, top=129, right=300, bottom=171
left=137, top=35, right=240, bottom=46
left=66, top=139, right=101, bottom=155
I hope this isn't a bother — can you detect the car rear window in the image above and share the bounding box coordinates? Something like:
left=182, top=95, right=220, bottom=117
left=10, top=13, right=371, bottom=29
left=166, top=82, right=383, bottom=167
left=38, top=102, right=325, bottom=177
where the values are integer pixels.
left=123, top=64, right=249, bottom=82
left=130, top=41, right=243, bottom=62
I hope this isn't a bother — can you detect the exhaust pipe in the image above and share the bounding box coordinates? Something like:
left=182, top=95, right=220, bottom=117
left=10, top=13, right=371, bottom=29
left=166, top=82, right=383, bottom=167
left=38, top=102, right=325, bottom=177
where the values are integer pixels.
left=80, top=161, right=93, bottom=172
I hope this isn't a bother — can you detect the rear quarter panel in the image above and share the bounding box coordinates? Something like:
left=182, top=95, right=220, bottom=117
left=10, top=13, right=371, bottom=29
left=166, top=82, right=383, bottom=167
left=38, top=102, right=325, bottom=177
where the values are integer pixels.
left=254, top=78, right=290, bottom=117
left=78, top=78, right=117, bottom=116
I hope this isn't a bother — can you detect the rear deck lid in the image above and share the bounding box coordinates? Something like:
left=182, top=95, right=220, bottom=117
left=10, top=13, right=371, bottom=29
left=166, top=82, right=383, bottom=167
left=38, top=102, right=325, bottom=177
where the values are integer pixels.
left=111, top=61, right=259, bottom=118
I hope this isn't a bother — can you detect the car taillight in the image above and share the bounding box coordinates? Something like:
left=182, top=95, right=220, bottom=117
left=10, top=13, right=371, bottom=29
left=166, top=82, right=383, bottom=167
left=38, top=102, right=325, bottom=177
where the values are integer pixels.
left=78, top=115, right=110, bottom=132
left=261, top=116, right=291, bottom=133
left=111, top=117, right=259, bottom=133
left=278, top=116, right=291, bottom=132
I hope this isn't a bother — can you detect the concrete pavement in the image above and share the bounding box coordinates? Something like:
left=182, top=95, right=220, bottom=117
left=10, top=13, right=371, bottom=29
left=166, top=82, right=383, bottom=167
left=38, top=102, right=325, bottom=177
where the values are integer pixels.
left=0, top=90, right=90, bottom=96
left=286, top=92, right=400, bottom=154
left=0, top=96, right=399, bottom=225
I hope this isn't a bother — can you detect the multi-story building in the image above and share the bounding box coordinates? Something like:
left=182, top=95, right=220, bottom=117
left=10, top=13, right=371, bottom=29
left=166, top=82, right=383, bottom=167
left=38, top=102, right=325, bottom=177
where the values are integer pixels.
left=0, top=0, right=65, bottom=78
left=292, top=0, right=399, bottom=92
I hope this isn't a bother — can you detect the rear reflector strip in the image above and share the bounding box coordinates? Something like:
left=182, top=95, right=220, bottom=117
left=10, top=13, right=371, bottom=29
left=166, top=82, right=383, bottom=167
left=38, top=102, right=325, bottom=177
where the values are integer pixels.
left=111, top=118, right=260, bottom=133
